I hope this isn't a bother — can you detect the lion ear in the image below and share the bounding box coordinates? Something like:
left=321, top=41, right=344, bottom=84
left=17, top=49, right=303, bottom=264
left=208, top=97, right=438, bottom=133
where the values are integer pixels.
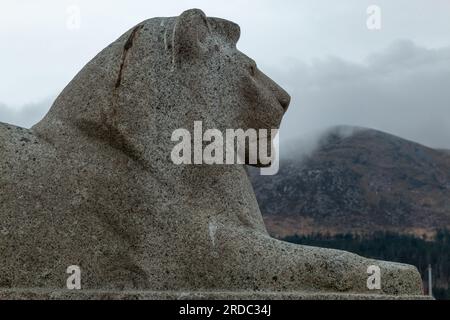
left=211, top=19, right=241, bottom=48
left=173, top=9, right=210, bottom=65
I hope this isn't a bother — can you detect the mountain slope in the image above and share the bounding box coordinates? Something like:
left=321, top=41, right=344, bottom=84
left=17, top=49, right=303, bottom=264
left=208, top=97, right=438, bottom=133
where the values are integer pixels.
left=249, top=126, right=450, bottom=238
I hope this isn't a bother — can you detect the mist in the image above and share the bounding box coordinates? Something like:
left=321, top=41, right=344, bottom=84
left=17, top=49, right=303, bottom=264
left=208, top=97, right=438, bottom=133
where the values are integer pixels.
left=272, top=40, right=450, bottom=150
left=0, top=97, right=53, bottom=129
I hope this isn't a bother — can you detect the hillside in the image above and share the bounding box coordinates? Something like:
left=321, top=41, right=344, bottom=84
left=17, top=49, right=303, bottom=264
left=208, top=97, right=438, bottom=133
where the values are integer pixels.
left=249, top=126, right=450, bottom=238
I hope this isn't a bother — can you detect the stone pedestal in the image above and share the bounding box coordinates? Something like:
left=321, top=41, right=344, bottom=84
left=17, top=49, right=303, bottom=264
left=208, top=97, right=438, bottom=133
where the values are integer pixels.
left=0, top=289, right=431, bottom=300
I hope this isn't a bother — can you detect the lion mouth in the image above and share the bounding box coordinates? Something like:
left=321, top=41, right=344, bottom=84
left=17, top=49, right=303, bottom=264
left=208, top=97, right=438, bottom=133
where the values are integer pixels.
left=278, top=97, right=290, bottom=113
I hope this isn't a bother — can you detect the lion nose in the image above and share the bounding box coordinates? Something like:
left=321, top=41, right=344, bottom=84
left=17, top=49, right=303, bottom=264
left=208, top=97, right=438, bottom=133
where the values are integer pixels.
left=271, top=83, right=290, bottom=112
left=277, top=91, right=291, bottom=111
left=259, top=71, right=291, bottom=112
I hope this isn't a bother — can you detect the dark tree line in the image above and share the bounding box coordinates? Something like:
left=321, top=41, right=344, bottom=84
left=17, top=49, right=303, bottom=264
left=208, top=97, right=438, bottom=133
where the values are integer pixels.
left=282, top=230, right=450, bottom=299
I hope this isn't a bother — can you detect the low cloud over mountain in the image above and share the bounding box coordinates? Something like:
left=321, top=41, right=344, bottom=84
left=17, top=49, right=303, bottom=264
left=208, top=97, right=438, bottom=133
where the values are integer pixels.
left=274, top=40, right=450, bottom=149
left=0, top=98, right=53, bottom=128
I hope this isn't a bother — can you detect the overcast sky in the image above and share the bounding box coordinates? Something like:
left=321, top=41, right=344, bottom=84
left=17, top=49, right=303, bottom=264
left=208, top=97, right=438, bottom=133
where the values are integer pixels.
left=1, top=0, right=450, bottom=148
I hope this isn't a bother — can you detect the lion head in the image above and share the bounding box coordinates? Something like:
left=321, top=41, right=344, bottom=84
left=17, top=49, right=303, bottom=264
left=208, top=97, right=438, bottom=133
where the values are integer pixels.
left=33, top=9, right=290, bottom=169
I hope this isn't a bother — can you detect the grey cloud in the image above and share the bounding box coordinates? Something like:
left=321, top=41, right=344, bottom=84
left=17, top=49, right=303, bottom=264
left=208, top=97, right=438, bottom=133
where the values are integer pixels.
left=272, top=39, right=450, bottom=149
left=0, top=98, right=53, bottom=129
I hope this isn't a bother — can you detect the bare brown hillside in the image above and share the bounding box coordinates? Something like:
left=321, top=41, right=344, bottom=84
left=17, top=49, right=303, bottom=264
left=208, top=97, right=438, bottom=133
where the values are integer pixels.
left=249, top=126, right=450, bottom=238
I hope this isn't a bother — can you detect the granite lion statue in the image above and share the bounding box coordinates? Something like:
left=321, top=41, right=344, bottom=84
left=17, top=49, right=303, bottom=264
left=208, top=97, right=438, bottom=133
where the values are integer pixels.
left=0, top=9, right=423, bottom=298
